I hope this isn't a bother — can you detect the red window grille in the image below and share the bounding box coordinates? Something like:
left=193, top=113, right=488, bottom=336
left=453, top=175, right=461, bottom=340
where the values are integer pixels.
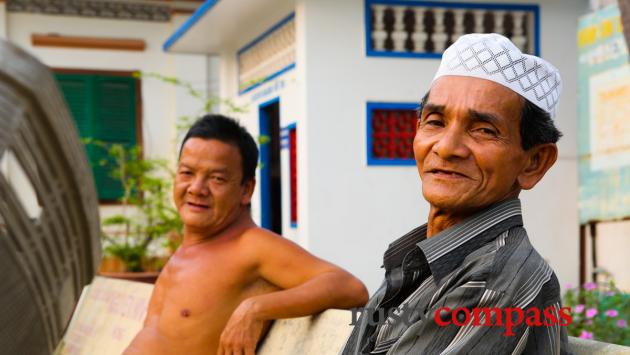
left=371, top=108, right=416, bottom=160
left=289, top=128, right=297, bottom=226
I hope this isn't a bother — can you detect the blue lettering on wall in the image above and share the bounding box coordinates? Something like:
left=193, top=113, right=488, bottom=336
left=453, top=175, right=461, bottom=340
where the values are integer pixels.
left=252, top=80, right=285, bottom=103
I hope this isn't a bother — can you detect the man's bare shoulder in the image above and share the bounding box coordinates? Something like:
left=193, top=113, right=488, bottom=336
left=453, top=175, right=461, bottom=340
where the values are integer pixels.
left=237, top=226, right=306, bottom=256
left=239, top=226, right=285, bottom=242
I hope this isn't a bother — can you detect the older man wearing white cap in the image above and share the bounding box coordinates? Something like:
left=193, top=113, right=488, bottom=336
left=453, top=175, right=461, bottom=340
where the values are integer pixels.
left=342, top=34, right=569, bottom=354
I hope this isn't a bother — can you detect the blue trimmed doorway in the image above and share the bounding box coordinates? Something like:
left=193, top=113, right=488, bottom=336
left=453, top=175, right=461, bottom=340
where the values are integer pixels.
left=259, top=98, right=282, bottom=235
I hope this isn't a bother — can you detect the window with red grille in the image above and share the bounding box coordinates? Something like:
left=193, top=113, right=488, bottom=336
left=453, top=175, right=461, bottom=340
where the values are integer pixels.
left=367, top=103, right=418, bottom=165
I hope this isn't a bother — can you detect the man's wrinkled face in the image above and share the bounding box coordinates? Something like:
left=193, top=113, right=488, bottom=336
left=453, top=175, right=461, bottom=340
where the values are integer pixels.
left=174, top=138, right=253, bottom=234
left=414, top=76, right=528, bottom=213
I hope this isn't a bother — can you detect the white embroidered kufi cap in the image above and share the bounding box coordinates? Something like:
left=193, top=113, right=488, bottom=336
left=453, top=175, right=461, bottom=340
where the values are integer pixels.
left=432, top=33, right=562, bottom=118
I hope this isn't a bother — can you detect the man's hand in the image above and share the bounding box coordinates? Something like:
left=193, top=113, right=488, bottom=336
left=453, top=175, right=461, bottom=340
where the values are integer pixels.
left=217, top=298, right=264, bottom=355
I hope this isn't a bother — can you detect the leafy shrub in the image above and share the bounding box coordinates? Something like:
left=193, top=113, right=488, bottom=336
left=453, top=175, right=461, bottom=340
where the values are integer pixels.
left=564, top=281, right=630, bottom=346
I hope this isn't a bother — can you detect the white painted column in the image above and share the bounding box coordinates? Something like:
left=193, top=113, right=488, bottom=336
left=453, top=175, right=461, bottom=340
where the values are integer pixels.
left=411, top=7, right=427, bottom=53
left=391, top=6, right=407, bottom=52
left=371, top=5, right=387, bottom=51
left=432, top=8, right=447, bottom=52
left=512, top=11, right=527, bottom=51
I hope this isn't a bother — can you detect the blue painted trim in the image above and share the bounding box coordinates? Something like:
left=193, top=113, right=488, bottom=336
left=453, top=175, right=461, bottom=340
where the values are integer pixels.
left=284, top=122, right=298, bottom=228
left=280, top=122, right=296, bottom=149
left=283, top=122, right=297, bottom=131
left=364, top=0, right=372, bottom=59
left=366, top=102, right=418, bottom=166
left=366, top=0, right=539, bottom=11
left=259, top=97, right=280, bottom=110
left=258, top=97, right=280, bottom=230
left=364, top=0, right=541, bottom=58
left=367, top=51, right=444, bottom=59
left=534, top=6, right=541, bottom=56
left=369, top=159, right=416, bottom=166
left=238, top=13, right=296, bottom=55
left=239, top=63, right=296, bottom=96
left=163, top=0, right=219, bottom=51
left=237, top=13, right=296, bottom=95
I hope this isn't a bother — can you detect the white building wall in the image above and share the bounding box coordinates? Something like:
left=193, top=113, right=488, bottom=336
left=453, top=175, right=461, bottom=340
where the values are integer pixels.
left=3, top=12, right=207, bottom=218
left=210, top=5, right=306, bottom=245
left=219, top=49, right=303, bottom=244
left=298, top=0, right=588, bottom=293
left=0, top=2, right=7, bottom=38
left=7, top=13, right=207, bottom=162
left=166, top=0, right=629, bottom=295
left=594, top=220, right=630, bottom=291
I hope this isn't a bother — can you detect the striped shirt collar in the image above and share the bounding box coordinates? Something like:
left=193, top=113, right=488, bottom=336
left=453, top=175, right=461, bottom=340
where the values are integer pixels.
left=383, top=198, right=523, bottom=282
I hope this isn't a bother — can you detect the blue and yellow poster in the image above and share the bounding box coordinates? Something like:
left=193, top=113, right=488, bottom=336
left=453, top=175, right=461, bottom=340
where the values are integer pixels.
left=578, top=5, right=630, bottom=223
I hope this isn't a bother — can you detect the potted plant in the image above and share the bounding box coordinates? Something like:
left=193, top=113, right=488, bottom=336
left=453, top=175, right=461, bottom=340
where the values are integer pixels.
left=94, top=73, right=253, bottom=283
left=95, top=142, right=182, bottom=283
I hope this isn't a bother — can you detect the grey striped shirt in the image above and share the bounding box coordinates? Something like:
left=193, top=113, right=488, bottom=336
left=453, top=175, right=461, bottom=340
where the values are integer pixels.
left=341, top=198, right=570, bottom=355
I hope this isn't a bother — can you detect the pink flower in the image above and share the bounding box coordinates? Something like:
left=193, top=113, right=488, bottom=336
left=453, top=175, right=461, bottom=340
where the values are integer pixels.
left=565, top=283, right=573, bottom=289
left=583, top=282, right=597, bottom=291
left=586, top=320, right=593, bottom=325
left=586, top=308, right=598, bottom=319
left=618, top=319, right=628, bottom=328
left=574, top=304, right=585, bottom=313
left=579, top=330, right=593, bottom=339
left=605, top=309, right=618, bottom=317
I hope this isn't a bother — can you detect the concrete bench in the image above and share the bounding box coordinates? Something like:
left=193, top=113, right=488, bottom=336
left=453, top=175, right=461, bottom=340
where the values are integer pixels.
left=56, top=277, right=630, bottom=354
left=568, top=337, right=630, bottom=355
left=258, top=316, right=630, bottom=355
left=259, top=316, right=630, bottom=355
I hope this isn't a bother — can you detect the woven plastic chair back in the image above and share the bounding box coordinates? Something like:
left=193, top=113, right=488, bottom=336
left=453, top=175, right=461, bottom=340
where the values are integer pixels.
left=0, top=40, right=100, bottom=354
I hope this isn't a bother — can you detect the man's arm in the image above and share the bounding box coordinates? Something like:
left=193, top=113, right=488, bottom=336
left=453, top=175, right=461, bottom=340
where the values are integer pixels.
left=217, top=228, right=368, bottom=355
left=247, top=228, right=369, bottom=316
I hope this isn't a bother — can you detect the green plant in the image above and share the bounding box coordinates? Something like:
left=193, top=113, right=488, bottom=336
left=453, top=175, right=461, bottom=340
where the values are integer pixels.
left=563, top=280, right=630, bottom=346
left=92, top=141, right=182, bottom=272
left=93, top=73, right=254, bottom=270
left=133, top=72, right=249, bottom=140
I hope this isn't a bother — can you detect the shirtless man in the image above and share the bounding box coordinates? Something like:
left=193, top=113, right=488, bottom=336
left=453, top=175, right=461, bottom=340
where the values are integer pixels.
left=125, top=115, right=368, bottom=355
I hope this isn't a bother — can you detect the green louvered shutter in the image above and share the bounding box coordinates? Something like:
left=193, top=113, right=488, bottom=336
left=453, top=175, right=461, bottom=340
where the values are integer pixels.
left=54, top=73, right=98, bottom=198
left=55, top=74, right=94, bottom=137
left=92, top=76, right=137, bottom=200
left=54, top=73, right=137, bottom=201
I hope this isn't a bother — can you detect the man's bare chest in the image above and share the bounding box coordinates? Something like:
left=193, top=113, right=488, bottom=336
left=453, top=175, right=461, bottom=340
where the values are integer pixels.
left=160, top=250, right=255, bottom=315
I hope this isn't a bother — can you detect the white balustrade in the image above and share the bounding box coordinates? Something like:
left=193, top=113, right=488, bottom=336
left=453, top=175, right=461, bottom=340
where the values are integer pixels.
left=391, top=6, right=408, bottom=51
left=474, top=10, right=485, bottom=33
left=372, top=5, right=388, bottom=51
left=368, top=3, right=536, bottom=56
left=511, top=11, right=527, bottom=51
left=495, top=11, right=505, bottom=33
left=432, top=8, right=448, bottom=52
left=412, top=7, right=427, bottom=53
left=238, top=18, right=295, bottom=91
left=454, top=9, right=465, bottom=38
